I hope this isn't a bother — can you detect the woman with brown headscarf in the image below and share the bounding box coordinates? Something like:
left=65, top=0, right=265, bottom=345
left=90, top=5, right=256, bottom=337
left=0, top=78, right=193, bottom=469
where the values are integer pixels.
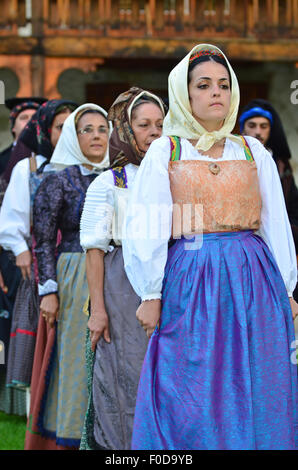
left=80, top=87, right=166, bottom=450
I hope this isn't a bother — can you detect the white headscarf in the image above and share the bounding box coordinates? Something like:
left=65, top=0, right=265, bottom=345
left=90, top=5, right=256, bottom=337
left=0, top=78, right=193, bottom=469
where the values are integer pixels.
left=50, top=103, right=112, bottom=171
left=127, top=90, right=166, bottom=123
left=163, top=43, right=243, bottom=151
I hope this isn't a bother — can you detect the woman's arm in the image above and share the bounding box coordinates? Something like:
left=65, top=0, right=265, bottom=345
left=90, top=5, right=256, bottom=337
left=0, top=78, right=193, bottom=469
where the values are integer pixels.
left=86, top=249, right=110, bottom=351
left=123, top=137, right=172, bottom=302
left=0, top=160, right=31, bottom=279
left=33, top=173, right=63, bottom=326
left=249, top=137, right=298, bottom=319
left=80, top=172, right=116, bottom=349
left=122, top=137, right=172, bottom=336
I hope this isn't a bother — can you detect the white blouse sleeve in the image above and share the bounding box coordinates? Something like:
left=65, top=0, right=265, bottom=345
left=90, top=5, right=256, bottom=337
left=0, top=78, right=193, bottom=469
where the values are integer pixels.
left=122, top=136, right=173, bottom=301
left=80, top=171, right=115, bottom=253
left=0, top=159, right=30, bottom=256
left=248, top=136, right=297, bottom=296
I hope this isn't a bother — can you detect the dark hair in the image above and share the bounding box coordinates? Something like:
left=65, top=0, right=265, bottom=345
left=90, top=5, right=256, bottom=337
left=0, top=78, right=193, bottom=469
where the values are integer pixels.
left=75, top=108, right=108, bottom=129
left=131, top=95, right=166, bottom=121
left=188, top=54, right=232, bottom=88
left=54, top=103, right=77, bottom=116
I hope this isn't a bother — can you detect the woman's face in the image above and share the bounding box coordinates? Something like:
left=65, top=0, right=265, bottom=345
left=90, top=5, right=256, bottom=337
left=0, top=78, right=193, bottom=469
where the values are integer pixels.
left=76, top=112, right=109, bottom=163
left=50, top=109, right=72, bottom=148
left=131, top=103, right=164, bottom=153
left=188, top=60, right=231, bottom=131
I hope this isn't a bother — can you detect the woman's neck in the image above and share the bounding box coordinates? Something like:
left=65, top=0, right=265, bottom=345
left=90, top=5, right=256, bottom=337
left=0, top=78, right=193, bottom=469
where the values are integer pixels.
left=193, top=117, right=225, bottom=133
left=83, top=163, right=94, bottom=171
left=188, top=137, right=226, bottom=159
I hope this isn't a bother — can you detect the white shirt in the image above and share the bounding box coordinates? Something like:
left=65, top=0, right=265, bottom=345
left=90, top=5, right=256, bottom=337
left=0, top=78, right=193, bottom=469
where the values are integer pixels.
left=80, top=163, right=138, bottom=252
left=0, top=155, right=54, bottom=256
left=0, top=157, right=94, bottom=258
left=122, top=136, right=297, bottom=301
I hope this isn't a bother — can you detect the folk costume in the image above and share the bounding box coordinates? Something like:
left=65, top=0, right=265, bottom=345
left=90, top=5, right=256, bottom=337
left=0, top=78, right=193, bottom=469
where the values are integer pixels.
left=80, top=88, right=166, bottom=450
left=0, top=98, right=46, bottom=415
left=0, top=100, right=76, bottom=422
left=25, top=104, right=111, bottom=450
left=123, top=45, right=298, bottom=450
left=0, top=174, right=24, bottom=415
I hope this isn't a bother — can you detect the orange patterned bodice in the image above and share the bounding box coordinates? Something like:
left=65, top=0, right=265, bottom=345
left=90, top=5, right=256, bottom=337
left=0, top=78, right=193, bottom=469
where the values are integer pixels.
left=168, top=158, right=262, bottom=238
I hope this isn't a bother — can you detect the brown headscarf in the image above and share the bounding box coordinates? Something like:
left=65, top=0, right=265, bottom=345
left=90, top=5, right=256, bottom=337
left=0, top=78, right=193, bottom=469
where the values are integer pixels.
left=108, top=87, right=166, bottom=168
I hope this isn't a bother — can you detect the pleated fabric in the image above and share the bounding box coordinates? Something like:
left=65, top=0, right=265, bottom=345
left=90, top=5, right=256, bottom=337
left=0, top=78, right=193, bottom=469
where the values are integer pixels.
left=5, top=278, right=39, bottom=389
left=132, top=231, right=298, bottom=450
left=40, top=252, right=89, bottom=448
left=92, top=247, right=148, bottom=450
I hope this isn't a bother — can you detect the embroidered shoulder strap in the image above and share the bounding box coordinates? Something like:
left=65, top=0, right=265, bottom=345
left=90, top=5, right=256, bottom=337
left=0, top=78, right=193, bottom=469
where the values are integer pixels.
left=169, top=136, right=181, bottom=162
left=111, top=166, right=128, bottom=188
left=29, top=154, right=37, bottom=172
left=239, top=135, right=254, bottom=162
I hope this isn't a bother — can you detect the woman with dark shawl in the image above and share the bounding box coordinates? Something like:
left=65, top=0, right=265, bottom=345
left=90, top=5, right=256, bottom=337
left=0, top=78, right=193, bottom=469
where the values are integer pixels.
left=0, top=98, right=46, bottom=416
left=26, top=103, right=111, bottom=450
left=80, top=87, right=166, bottom=450
left=0, top=100, right=77, bottom=401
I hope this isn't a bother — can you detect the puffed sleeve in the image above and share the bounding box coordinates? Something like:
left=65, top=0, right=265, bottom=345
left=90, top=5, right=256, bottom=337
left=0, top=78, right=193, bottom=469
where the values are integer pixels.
left=0, top=159, right=30, bottom=256
left=80, top=171, right=115, bottom=253
left=248, top=136, right=297, bottom=296
left=122, top=136, right=172, bottom=301
left=33, top=173, right=64, bottom=296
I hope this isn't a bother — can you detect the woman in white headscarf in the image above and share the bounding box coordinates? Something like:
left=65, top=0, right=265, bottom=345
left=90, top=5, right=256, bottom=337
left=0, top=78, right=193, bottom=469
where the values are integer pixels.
left=123, top=45, right=298, bottom=450
left=25, top=104, right=111, bottom=450
left=79, top=87, right=166, bottom=451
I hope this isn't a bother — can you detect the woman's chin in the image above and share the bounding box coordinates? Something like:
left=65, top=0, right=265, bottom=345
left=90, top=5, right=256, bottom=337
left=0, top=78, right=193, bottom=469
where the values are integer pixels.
left=85, top=154, right=105, bottom=164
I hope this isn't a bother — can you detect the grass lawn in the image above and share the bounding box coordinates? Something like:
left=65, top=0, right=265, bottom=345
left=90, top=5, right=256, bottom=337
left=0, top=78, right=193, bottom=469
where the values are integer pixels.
left=0, top=411, right=26, bottom=450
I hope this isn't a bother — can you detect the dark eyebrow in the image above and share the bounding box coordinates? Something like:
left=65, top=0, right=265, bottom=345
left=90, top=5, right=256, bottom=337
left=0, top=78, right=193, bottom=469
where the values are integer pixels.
left=197, top=77, right=229, bottom=81
left=84, top=124, right=108, bottom=128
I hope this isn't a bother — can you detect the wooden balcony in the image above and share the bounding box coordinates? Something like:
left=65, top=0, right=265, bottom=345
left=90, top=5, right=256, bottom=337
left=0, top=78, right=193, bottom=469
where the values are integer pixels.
left=0, top=0, right=297, bottom=60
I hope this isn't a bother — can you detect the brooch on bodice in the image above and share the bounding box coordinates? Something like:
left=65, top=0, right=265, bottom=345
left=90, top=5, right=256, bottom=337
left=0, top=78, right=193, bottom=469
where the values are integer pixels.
left=208, top=163, right=221, bottom=175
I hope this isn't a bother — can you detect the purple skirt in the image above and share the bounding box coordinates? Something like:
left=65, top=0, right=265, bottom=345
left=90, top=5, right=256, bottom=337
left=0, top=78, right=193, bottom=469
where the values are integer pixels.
left=132, top=231, right=298, bottom=450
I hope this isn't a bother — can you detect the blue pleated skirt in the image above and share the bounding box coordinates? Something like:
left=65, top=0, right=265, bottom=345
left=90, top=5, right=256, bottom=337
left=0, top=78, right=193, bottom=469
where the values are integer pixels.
left=132, top=231, right=298, bottom=450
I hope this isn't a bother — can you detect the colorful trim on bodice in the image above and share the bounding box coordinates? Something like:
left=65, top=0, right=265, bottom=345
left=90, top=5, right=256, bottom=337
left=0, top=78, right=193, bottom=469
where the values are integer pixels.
left=238, top=135, right=254, bottom=162
left=169, top=135, right=254, bottom=162
left=169, top=136, right=182, bottom=162
left=111, top=166, right=128, bottom=188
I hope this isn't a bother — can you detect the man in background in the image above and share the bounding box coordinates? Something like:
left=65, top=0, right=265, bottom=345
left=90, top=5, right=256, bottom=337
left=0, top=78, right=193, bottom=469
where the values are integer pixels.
left=0, top=97, right=47, bottom=179
left=240, top=98, right=298, bottom=300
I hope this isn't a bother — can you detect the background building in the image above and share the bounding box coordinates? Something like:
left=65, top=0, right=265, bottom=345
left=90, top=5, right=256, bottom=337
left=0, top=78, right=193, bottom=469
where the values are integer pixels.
left=0, top=0, right=297, bottom=171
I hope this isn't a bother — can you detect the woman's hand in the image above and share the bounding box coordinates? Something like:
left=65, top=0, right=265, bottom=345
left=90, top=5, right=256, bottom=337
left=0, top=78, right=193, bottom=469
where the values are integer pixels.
left=40, top=293, right=59, bottom=328
left=0, top=269, right=8, bottom=294
left=289, top=297, right=298, bottom=321
left=136, top=299, right=161, bottom=338
left=88, top=309, right=111, bottom=352
left=16, top=250, right=32, bottom=280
